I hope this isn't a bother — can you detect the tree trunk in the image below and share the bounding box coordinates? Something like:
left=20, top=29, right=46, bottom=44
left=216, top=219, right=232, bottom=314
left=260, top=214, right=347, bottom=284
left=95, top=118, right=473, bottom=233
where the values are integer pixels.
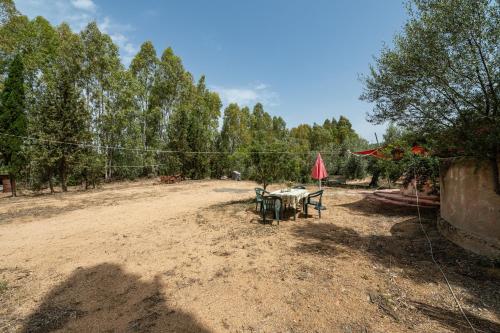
left=48, top=169, right=54, bottom=194
left=104, top=155, right=109, bottom=181
left=60, top=157, right=68, bottom=192
left=108, top=156, right=113, bottom=180
left=369, top=170, right=380, bottom=188
left=84, top=173, right=89, bottom=190
left=492, top=154, right=499, bottom=195
left=9, top=174, right=16, bottom=197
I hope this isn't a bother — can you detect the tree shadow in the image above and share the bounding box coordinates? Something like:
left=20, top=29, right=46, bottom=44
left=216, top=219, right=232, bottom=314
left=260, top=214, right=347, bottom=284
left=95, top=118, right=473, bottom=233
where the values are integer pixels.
left=209, top=198, right=304, bottom=225
left=410, top=301, right=500, bottom=333
left=212, top=188, right=251, bottom=194
left=291, top=218, right=500, bottom=331
left=338, top=196, right=437, bottom=218
left=0, top=190, right=179, bottom=225
left=22, top=263, right=210, bottom=333
left=208, top=198, right=255, bottom=209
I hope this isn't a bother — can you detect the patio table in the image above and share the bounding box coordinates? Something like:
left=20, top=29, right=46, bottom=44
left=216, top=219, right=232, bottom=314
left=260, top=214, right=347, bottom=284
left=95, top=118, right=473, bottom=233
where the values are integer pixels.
left=270, top=188, right=309, bottom=220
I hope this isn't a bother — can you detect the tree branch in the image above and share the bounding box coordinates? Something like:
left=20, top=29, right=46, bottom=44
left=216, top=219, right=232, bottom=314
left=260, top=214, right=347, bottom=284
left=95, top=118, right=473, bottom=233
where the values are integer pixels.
left=467, top=37, right=491, bottom=116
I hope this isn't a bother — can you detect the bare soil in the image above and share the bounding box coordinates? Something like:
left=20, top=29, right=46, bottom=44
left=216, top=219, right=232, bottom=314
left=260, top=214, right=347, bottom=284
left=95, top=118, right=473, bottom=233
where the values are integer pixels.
left=0, top=179, right=498, bottom=332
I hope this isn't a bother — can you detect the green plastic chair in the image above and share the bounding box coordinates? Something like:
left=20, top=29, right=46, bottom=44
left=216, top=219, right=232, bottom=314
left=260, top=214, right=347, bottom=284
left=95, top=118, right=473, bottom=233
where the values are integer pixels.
left=255, top=188, right=269, bottom=211
left=261, top=195, right=283, bottom=225
left=303, top=190, right=325, bottom=218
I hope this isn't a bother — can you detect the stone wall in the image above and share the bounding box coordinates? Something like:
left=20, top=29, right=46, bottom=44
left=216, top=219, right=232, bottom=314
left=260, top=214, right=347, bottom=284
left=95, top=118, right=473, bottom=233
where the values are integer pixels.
left=439, top=158, right=500, bottom=258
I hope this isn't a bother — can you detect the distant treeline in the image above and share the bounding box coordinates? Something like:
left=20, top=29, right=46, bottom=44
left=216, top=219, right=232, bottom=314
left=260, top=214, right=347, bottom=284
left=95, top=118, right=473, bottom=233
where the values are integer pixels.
left=0, top=1, right=369, bottom=194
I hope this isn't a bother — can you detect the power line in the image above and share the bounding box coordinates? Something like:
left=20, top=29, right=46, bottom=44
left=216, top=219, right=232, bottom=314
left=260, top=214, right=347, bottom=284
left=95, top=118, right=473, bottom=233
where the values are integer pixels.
left=0, top=132, right=350, bottom=156
left=110, top=163, right=169, bottom=168
left=412, top=168, right=476, bottom=333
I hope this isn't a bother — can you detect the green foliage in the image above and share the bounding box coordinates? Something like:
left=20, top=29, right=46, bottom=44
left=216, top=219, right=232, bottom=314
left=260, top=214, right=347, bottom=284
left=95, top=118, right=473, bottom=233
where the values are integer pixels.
left=0, top=280, right=7, bottom=294
left=0, top=54, right=26, bottom=195
left=72, top=149, right=104, bottom=188
left=343, top=155, right=367, bottom=180
left=364, top=123, right=441, bottom=191
left=361, top=0, right=500, bottom=192
left=400, top=153, right=440, bottom=194
left=0, top=0, right=17, bottom=26
left=247, top=140, right=300, bottom=189
left=365, top=124, right=407, bottom=187
left=0, top=5, right=373, bottom=192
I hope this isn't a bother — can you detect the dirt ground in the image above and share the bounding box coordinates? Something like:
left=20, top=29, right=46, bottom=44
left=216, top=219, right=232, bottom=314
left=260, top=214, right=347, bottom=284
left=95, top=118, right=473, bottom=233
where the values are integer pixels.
left=0, top=180, right=499, bottom=333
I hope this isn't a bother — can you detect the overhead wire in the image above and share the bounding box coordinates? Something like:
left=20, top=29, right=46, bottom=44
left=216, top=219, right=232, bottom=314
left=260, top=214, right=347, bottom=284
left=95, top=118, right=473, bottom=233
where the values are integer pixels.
left=412, top=167, right=476, bottom=333
left=0, top=132, right=351, bottom=157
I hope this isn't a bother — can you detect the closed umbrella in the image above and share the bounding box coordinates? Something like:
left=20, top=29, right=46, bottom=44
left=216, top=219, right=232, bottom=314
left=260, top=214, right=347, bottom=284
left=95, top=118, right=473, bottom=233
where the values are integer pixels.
left=311, top=153, right=328, bottom=189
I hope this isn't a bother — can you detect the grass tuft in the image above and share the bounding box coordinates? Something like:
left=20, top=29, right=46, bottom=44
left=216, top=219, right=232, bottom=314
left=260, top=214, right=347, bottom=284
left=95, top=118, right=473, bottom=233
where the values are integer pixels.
left=0, top=280, right=8, bottom=294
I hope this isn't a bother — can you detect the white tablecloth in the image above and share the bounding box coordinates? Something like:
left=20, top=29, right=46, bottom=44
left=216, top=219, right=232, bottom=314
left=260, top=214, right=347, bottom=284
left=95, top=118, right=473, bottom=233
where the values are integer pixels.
left=270, top=189, right=309, bottom=209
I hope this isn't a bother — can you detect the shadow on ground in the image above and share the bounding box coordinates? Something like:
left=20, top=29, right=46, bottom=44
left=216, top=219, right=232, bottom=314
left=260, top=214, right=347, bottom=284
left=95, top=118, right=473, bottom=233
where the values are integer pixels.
left=22, top=264, right=210, bottom=333
left=291, top=197, right=500, bottom=332
left=209, top=198, right=304, bottom=225
left=410, top=301, right=500, bottom=333
left=0, top=189, right=181, bottom=224
left=338, top=195, right=438, bottom=217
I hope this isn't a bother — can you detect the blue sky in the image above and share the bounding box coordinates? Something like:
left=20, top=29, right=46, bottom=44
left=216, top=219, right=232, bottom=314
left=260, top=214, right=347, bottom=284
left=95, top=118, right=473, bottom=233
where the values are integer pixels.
left=16, top=0, right=408, bottom=142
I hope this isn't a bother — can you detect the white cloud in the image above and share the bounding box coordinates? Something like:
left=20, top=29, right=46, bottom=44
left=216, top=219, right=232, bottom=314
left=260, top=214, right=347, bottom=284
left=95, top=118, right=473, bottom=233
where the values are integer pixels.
left=71, top=0, right=96, bottom=12
left=216, top=88, right=258, bottom=105
left=15, top=0, right=138, bottom=66
left=212, top=83, right=280, bottom=108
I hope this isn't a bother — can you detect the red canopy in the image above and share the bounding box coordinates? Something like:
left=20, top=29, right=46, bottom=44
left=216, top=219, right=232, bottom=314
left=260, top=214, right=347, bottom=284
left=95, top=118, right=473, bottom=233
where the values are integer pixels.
left=411, top=145, right=427, bottom=155
left=352, top=148, right=386, bottom=159
left=353, top=145, right=427, bottom=159
left=311, top=153, right=328, bottom=180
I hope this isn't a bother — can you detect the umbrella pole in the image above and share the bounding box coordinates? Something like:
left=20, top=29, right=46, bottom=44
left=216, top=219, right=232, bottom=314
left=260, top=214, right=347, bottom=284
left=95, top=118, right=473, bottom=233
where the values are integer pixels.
left=319, top=179, right=321, bottom=189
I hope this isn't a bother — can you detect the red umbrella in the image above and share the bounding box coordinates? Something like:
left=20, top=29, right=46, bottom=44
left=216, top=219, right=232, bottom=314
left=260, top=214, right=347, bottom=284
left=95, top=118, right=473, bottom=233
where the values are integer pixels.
left=311, top=153, right=328, bottom=188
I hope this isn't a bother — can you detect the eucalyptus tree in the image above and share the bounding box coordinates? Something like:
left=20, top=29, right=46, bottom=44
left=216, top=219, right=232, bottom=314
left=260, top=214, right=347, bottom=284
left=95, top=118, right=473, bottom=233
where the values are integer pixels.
left=80, top=22, right=137, bottom=180
left=178, top=76, right=221, bottom=178
left=220, top=103, right=252, bottom=153
left=272, top=116, right=287, bottom=139
left=130, top=41, right=160, bottom=174
left=251, top=103, right=273, bottom=138
left=99, top=69, right=143, bottom=180
left=153, top=47, right=188, bottom=141
left=166, top=92, right=191, bottom=175
left=80, top=22, right=122, bottom=138
left=216, top=104, right=252, bottom=176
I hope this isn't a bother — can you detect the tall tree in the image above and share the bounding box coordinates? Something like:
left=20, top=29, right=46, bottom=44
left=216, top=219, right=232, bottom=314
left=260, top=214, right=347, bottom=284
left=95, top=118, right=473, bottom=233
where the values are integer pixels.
left=186, top=76, right=221, bottom=178
left=80, top=22, right=126, bottom=180
left=32, top=24, right=90, bottom=192
left=251, top=102, right=273, bottom=137
left=0, top=54, right=26, bottom=196
left=220, top=103, right=251, bottom=153
left=361, top=0, right=499, bottom=192
left=153, top=47, right=187, bottom=141
left=130, top=41, right=159, bottom=173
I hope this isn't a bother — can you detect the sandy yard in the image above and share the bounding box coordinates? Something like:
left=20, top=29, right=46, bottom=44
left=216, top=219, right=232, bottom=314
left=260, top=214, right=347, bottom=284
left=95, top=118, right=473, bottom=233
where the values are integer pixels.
left=0, top=179, right=498, bottom=333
